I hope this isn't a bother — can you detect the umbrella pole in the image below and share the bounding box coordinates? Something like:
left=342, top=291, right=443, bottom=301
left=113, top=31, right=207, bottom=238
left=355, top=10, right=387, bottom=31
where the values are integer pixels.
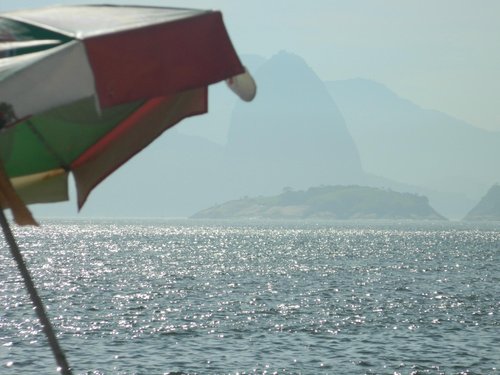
left=0, top=209, right=73, bottom=375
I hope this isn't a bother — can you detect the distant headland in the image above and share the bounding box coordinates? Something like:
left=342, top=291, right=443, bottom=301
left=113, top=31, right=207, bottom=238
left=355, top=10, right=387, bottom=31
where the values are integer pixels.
left=191, top=185, right=446, bottom=220
left=463, top=184, right=500, bottom=221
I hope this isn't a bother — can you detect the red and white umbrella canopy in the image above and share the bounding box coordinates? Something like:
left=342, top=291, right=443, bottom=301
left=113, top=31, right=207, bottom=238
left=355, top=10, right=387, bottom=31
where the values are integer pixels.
left=0, top=5, right=256, bottom=215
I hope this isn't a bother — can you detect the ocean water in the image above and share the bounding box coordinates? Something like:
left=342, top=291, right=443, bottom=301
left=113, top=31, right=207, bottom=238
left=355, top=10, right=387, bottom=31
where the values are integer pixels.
left=0, top=219, right=498, bottom=375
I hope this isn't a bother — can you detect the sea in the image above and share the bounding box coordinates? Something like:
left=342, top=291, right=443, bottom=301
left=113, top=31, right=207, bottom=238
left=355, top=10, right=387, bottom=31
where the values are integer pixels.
left=0, top=219, right=498, bottom=375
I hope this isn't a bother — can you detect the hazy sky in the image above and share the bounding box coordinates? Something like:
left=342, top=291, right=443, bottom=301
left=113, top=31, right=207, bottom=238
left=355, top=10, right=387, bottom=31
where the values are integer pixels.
left=2, top=0, right=499, bottom=131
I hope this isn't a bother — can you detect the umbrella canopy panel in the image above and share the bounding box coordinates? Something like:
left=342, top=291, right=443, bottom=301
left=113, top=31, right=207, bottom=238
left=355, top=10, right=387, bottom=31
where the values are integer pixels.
left=1, top=5, right=243, bottom=110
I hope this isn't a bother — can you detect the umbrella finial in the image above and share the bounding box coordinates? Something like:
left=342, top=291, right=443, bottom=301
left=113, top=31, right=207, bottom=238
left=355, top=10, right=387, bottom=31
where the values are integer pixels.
left=226, top=67, right=257, bottom=102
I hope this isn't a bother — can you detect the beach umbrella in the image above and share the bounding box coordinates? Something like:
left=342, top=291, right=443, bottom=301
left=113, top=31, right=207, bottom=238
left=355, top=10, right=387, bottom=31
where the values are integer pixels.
left=0, top=4, right=256, bottom=374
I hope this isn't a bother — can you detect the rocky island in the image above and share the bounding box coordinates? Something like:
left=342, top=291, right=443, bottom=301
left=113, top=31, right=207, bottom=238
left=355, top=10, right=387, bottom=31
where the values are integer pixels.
left=191, top=185, right=446, bottom=220
left=463, top=184, right=500, bottom=221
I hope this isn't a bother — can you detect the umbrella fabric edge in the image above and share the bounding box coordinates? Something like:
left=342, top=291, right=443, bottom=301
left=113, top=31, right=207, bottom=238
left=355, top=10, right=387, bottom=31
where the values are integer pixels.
left=0, top=161, right=38, bottom=225
left=13, top=168, right=68, bottom=204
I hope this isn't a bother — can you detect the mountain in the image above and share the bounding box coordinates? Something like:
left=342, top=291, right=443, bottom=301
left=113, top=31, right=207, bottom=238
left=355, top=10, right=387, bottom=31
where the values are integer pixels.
left=30, top=54, right=489, bottom=220
left=222, top=51, right=365, bottom=199
left=192, top=185, right=446, bottom=220
left=463, top=184, right=500, bottom=221
left=326, top=79, right=500, bottom=202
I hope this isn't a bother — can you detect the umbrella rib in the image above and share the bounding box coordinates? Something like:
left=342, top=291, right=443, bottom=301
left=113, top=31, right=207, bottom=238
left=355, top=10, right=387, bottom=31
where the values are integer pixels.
left=26, top=120, right=71, bottom=172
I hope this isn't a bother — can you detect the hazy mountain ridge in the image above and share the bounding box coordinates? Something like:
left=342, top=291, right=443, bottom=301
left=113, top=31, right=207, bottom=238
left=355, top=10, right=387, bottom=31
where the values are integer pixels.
left=327, top=78, right=500, bottom=201
left=31, top=51, right=497, bottom=220
left=192, top=185, right=445, bottom=220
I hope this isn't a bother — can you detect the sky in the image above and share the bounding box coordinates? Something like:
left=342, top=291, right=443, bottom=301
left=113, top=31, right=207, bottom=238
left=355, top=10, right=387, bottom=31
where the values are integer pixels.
left=1, top=0, right=499, bottom=131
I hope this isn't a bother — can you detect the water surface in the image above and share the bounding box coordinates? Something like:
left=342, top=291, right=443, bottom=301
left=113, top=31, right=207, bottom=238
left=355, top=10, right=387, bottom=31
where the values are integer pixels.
left=1, top=219, right=498, bottom=374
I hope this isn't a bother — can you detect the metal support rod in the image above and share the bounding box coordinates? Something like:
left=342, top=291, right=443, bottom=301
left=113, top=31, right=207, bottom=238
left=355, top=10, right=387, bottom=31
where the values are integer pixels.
left=0, top=209, right=72, bottom=375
